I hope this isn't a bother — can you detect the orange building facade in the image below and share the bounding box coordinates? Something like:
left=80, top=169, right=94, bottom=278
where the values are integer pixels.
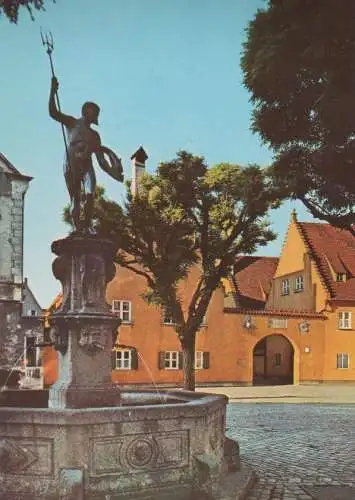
left=43, top=210, right=355, bottom=387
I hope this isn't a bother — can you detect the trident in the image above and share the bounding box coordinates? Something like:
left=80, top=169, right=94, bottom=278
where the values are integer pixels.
left=40, top=29, right=70, bottom=161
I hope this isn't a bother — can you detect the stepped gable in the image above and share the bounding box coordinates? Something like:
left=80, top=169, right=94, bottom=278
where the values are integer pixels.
left=297, top=222, right=355, bottom=301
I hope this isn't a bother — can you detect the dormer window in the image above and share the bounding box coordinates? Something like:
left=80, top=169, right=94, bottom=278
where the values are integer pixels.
left=336, top=273, right=346, bottom=282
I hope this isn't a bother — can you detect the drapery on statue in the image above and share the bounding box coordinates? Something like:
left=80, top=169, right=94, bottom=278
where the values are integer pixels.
left=49, top=76, right=124, bottom=233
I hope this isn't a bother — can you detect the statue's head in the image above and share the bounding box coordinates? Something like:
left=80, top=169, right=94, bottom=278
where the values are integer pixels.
left=82, top=101, right=100, bottom=125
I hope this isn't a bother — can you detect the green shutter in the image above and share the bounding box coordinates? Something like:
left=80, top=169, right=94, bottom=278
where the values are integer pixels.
left=158, top=351, right=165, bottom=370
left=131, top=350, right=138, bottom=370
left=178, top=352, right=183, bottom=369
left=203, top=352, right=210, bottom=369
left=111, top=351, right=117, bottom=370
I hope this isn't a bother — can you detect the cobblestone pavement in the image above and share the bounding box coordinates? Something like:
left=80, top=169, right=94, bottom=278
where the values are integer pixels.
left=226, top=403, right=355, bottom=500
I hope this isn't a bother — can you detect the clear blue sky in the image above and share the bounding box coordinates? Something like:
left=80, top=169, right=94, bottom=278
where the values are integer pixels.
left=1, top=0, right=317, bottom=307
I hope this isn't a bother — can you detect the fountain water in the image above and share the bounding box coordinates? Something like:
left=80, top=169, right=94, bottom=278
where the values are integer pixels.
left=0, top=231, right=253, bottom=500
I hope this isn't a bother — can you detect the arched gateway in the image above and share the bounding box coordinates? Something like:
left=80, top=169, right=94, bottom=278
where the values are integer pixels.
left=253, top=334, right=294, bottom=385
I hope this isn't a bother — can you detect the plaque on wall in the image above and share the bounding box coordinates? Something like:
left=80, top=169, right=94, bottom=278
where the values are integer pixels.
left=268, top=317, right=288, bottom=329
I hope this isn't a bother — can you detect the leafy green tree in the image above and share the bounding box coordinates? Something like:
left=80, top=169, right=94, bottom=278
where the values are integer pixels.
left=64, top=151, right=280, bottom=390
left=242, top=0, right=355, bottom=233
left=0, top=0, right=53, bottom=23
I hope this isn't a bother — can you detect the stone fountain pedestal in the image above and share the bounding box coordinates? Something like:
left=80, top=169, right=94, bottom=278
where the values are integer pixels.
left=0, top=233, right=254, bottom=499
left=48, top=234, right=120, bottom=409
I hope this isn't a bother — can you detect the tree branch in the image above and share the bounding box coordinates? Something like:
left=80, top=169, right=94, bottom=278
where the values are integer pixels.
left=117, top=261, right=155, bottom=288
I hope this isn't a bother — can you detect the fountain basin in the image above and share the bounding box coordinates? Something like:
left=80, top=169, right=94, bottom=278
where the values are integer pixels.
left=0, top=390, right=247, bottom=499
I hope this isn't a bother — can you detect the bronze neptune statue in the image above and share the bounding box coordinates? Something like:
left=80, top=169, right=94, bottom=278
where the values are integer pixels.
left=49, top=76, right=124, bottom=233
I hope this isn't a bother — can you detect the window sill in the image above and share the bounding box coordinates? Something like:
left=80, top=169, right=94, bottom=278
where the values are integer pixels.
left=280, top=292, right=289, bottom=296
left=113, top=368, right=133, bottom=370
left=164, top=367, right=180, bottom=370
left=294, top=289, right=304, bottom=293
left=120, top=321, right=133, bottom=325
left=337, top=328, right=352, bottom=331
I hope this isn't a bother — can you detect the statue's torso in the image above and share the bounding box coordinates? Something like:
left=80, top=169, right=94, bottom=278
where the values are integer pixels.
left=66, top=119, right=99, bottom=162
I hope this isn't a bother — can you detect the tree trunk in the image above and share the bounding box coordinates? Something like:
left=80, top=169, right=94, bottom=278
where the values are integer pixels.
left=181, top=338, right=195, bottom=391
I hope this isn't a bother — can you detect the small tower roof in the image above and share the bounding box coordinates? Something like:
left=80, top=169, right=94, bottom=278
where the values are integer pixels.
left=0, top=152, right=33, bottom=181
left=130, top=146, right=148, bottom=164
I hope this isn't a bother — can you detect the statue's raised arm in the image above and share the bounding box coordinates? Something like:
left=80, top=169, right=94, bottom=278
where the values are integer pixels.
left=49, top=77, right=76, bottom=128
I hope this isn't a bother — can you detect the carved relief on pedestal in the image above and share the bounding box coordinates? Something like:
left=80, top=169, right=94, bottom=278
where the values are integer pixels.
left=126, top=437, right=158, bottom=469
left=90, top=430, right=189, bottom=476
left=0, top=438, right=37, bottom=473
left=80, top=254, right=106, bottom=311
left=78, top=325, right=106, bottom=352
left=0, top=438, right=53, bottom=476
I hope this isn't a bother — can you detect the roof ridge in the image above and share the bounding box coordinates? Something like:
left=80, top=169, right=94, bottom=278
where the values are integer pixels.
left=295, top=221, right=336, bottom=298
left=227, top=275, right=240, bottom=307
left=0, top=152, right=21, bottom=175
left=0, top=152, right=33, bottom=180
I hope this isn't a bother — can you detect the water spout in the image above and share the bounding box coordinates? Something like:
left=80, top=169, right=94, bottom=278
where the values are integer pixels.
left=137, top=352, right=164, bottom=404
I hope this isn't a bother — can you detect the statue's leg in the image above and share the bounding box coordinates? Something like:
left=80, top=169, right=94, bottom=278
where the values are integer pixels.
left=83, top=163, right=96, bottom=232
left=64, top=161, right=81, bottom=232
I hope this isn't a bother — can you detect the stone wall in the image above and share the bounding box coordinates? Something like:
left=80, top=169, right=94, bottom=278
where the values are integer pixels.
left=0, top=301, right=23, bottom=370
left=0, top=177, right=28, bottom=302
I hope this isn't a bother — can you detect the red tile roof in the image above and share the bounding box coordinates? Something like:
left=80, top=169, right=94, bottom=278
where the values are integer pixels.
left=297, top=222, right=355, bottom=301
left=233, top=256, right=279, bottom=309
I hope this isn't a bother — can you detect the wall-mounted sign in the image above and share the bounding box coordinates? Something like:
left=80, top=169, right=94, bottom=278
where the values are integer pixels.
left=268, top=317, right=288, bottom=329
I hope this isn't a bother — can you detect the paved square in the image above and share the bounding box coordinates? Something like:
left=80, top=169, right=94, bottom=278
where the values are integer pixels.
left=226, top=403, right=355, bottom=499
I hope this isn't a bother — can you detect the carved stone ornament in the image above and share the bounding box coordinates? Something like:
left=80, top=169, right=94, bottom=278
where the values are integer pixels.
left=242, top=315, right=256, bottom=331
left=126, top=437, right=158, bottom=469
left=78, top=326, right=105, bottom=352
left=0, top=439, right=37, bottom=473
left=298, top=320, right=310, bottom=334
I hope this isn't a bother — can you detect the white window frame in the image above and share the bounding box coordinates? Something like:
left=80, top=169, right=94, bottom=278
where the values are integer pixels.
left=338, top=311, right=352, bottom=330
left=295, top=275, right=304, bottom=292
left=112, top=300, right=132, bottom=323
left=337, top=353, right=349, bottom=369
left=195, top=351, right=204, bottom=369
left=281, top=279, right=289, bottom=295
left=336, top=273, right=346, bottom=282
left=115, top=349, right=132, bottom=370
left=164, top=351, right=179, bottom=370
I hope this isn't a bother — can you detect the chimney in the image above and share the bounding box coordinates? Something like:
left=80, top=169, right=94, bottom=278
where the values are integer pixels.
left=131, top=146, right=148, bottom=197
left=291, top=208, right=298, bottom=223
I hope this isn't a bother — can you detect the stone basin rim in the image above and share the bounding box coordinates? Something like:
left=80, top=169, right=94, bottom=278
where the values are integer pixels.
left=0, top=390, right=228, bottom=423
